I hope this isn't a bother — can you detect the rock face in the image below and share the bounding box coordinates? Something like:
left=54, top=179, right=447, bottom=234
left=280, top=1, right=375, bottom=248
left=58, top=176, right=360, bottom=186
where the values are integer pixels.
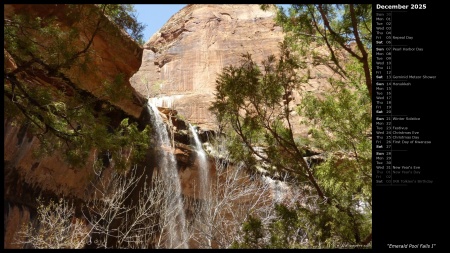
left=4, top=4, right=144, bottom=118
left=4, top=4, right=336, bottom=248
left=3, top=4, right=145, bottom=248
left=4, top=3, right=145, bottom=199
left=3, top=204, right=32, bottom=249
left=131, top=4, right=285, bottom=129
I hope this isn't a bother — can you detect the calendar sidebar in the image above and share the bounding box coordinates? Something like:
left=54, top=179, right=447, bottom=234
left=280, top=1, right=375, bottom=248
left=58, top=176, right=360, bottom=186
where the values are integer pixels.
left=373, top=2, right=444, bottom=250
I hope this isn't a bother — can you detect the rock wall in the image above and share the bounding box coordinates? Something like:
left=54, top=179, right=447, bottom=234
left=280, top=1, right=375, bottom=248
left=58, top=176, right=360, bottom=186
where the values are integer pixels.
left=3, top=4, right=145, bottom=248
left=3, top=204, right=32, bottom=249
left=131, top=4, right=334, bottom=133
left=4, top=4, right=144, bottom=117
left=131, top=4, right=285, bottom=129
left=3, top=4, right=145, bottom=198
left=4, top=4, right=336, bottom=248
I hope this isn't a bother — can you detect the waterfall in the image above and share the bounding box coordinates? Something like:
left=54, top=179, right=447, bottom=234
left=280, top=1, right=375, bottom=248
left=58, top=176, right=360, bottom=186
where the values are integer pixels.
left=262, top=175, right=288, bottom=203
left=150, top=95, right=185, bottom=109
left=147, top=101, right=188, bottom=249
left=150, top=96, right=174, bottom=108
left=188, top=123, right=211, bottom=248
left=188, top=124, right=209, bottom=199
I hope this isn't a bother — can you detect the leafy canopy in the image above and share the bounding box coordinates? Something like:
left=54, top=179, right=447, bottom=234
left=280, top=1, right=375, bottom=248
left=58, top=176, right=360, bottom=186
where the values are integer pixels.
left=264, top=4, right=372, bottom=100
left=211, top=4, right=372, bottom=248
left=4, top=4, right=150, bottom=170
left=100, top=4, right=147, bottom=45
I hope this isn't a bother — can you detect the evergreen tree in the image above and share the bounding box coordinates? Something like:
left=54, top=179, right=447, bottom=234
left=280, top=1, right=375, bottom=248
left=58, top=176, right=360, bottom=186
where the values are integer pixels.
left=100, top=4, right=146, bottom=45
left=211, top=4, right=372, bottom=248
left=4, top=4, right=150, bottom=170
left=263, top=4, right=372, bottom=100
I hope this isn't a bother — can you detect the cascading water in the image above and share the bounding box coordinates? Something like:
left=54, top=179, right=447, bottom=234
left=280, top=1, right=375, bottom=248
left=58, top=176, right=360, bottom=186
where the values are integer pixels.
left=262, top=175, right=288, bottom=203
left=188, top=124, right=209, bottom=199
left=188, top=123, right=211, bottom=248
left=147, top=100, right=188, bottom=249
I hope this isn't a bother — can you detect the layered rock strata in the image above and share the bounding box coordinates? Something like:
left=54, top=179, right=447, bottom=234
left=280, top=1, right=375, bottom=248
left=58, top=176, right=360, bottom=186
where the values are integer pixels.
left=131, top=4, right=285, bottom=129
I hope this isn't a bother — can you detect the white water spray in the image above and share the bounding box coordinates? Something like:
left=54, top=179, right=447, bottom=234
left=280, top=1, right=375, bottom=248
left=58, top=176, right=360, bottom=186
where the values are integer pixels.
left=188, top=124, right=209, bottom=199
left=147, top=101, right=188, bottom=249
left=262, top=175, right=289, bottom=203
left=149, top=95, right=184, bottom=109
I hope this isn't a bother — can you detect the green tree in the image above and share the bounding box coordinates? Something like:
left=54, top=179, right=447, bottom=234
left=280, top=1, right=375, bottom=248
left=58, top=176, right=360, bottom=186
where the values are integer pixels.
left=264, top=4, right=372, bottom=100
left=210, top=4, right=372, bottom=247
left=100, top=4, right=147, bottom=45
left=232, top=204, right=306, bottom=249
left=214, top=50, right=372, bottom=248
left=4, top=4, right=150, bottom=170
left=210, top=42, right=324, bottom=199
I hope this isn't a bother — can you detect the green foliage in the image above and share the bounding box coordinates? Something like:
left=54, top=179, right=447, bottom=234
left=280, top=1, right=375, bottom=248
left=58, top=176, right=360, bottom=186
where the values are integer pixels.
left=112, top=119, right=151, bottom=171
left=100, top=4, right=147, bottom=45
left=224, top=57, right=372, bottom=247
left=211, top=4, right=372, bottom=248
left=210, top=42, right=310, bottom=178
left=104, top=73, right=134, bottom=103
left=267, top=204, right=303, bottom=248
left=272, top=4, right=372, bottom=99
left=233, top=215, right=264, bottom=249
left=273, top=4, right=372, bottom=52
left=300, top=54, right=371, bottom=188
left=4, top=5, right=151, bottom=170
left=297, top=57, right=372, bottom=247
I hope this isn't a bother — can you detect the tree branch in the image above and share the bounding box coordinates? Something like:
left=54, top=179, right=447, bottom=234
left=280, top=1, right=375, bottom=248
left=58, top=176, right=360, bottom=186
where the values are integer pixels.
left=62, top=5, right=108, bottom=70
left=349, top=4, right=372, bottom=100
left=361, top=232, right=372, bottom=245
left=317, top=4, right=362, bottom=61
left=308, top=7, right=348, bottom=79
